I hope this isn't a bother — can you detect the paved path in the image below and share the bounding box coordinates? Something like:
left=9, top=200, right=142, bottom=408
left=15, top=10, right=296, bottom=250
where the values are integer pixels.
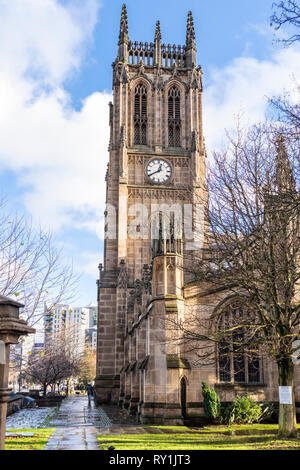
left=48, top=395, right=111, bottom=427
left=44, top=395, right=112, bottom=450
left=45, top=426, right=100, bottom=450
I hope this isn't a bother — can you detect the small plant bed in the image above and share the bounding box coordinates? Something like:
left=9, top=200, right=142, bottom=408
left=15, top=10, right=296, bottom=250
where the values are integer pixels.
left=5, top=428, right=55, bottom=450
left=97, top=424, right=300, bottom=450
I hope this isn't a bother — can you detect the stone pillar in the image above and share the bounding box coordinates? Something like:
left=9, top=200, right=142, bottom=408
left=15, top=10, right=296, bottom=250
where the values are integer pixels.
left=124, top=369, right=131, bottom=409
left=137, top=320, right=146, bottom=419
left=95, top=282, right=119, bottom=404
left=129, top=330, right=139, bottom=414
left=0, top=342, right=10, bottom=451
left=0, top=296, right=35, bottom=450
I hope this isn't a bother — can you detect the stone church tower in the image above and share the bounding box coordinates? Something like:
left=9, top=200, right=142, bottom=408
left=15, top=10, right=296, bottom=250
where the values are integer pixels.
left=94, top=4, right=300, bottom=424
left=94, top=5, right=207, bottom=424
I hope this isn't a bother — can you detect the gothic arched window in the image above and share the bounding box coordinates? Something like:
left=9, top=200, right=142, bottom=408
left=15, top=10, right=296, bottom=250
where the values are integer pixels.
left=134, top=83, right=147, bottom=145
left=168, top=86, right=181, bottom=147
left=218, top=304, right=261, bottom=384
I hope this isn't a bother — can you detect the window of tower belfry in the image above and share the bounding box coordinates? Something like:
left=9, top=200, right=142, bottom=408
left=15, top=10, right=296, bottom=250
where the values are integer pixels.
left=134, top=83, right=148, bottom=145
left=168, top=86, right=181, bottom=147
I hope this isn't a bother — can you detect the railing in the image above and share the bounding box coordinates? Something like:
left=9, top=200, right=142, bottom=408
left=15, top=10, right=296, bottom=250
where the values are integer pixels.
left=128, top=41, right=186, bottom=68
left=161, top=44, right=186, bottom=68
left=128, top=41, right=155, bottom=66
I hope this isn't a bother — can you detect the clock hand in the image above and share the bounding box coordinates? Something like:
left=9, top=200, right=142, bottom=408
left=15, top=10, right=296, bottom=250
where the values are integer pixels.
left=148, top=164, right=162, bottom=177
left=148, top=169, right=160, bottom=177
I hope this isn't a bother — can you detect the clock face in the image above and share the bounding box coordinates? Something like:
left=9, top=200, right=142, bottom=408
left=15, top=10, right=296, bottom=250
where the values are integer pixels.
left=146, top=159, right=172, bottom=184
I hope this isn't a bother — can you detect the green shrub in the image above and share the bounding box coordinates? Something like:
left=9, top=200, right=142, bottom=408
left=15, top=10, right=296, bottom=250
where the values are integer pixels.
left=201, top=381, right=221, bottom=419
left=218, top=394, right=263, bottom=425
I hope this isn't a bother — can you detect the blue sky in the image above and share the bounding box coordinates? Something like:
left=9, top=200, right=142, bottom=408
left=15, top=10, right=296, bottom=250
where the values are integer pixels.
left=64, top=0, right=284, bottom=103
left=0, top=0, right=299, bottom=307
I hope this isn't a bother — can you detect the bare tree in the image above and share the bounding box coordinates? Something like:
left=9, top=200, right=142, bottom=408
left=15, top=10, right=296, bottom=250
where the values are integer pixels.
left=24, top=353, right=59, bottom=396
left=0, top=198, right=78, bottom=326
left=271, top=0, right=300, bottom=45
left=269, top=0, right=300, bottom=161
left=24, top=330, right=82, bottom=396
left=171, top=122, right=300, bottom=437
left=266, top=2, right=300, bottom=142
left=269, top=0, right=300, bottom=155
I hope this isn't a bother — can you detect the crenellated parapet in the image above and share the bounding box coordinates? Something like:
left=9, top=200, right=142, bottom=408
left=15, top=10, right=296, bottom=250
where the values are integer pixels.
left=117, top=5, right=197, bottom=70
left=127, top=41, right=187, bottom=68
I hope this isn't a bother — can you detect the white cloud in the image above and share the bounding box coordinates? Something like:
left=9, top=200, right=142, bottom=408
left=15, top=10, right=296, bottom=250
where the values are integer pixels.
left=74, top=251, right=103, bottom=278
left=14, top=90, right=111, bottom=232
left=203, top=45, right=300, bottom=152
left=0, top=0, right=110, bottom=233
left=0, top=0, right=299, bottom=244
left=0, top=0, right=99, bottom=86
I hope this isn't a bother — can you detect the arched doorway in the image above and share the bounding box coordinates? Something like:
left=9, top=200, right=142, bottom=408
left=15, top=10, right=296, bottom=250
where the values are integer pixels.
left=180, top=378, right=187, bottom=418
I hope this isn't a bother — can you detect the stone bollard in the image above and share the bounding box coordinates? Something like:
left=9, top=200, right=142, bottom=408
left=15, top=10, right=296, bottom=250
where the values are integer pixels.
left=0, top=296, right=35, bottom=451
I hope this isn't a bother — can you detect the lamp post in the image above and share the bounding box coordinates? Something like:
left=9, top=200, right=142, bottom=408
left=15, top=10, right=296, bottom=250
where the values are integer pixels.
left=0, top=295, right=35, bottom=450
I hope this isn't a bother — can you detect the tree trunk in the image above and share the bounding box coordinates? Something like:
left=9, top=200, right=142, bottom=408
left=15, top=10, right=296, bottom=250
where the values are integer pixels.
left=278, top=358, right=297, bottom=438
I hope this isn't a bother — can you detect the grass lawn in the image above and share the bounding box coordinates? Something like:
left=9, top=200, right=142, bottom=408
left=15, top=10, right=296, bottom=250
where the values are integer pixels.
left=5, top=429, right=55, bottom=451
left=97, top=424, right=300, bottom=450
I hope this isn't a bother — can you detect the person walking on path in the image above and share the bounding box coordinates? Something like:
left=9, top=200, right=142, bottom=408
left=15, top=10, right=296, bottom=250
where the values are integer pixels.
left=86, top=383, right=94, bottom=406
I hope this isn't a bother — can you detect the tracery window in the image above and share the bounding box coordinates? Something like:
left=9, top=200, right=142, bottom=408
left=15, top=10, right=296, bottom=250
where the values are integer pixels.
left=134, top=83, right=147, bottom=145
left=218, top=304, right=261, bottom=384
left=168, top=86, right=181, bottom=147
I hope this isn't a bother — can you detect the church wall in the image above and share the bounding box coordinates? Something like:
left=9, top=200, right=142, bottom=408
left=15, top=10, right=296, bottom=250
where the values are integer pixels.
left=95, top=6, right=300, bottom=426
left=183, top=286, right=300, bottom=417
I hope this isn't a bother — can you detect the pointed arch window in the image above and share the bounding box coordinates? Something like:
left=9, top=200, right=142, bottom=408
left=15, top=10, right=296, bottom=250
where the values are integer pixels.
left=218, top=304, right=261, bottom=384
left=168, top=86, right=181, bottom=147
left=134, top=83, right=147, bottom=145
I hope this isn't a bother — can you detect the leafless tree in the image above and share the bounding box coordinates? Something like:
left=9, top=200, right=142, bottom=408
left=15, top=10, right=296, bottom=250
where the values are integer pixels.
left=0, top=199, right=78, bottom=326
left=268, top=0, right=300, bottom=153
left=271, top=0, right=300, bottom=45
left=24, top=329, right=83, bottom=396
left=269, top=88, right=300, bottom=154
left=170, top=122, right=300, bottom=437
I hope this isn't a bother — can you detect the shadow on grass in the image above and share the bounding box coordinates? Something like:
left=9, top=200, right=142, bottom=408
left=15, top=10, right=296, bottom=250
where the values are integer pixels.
left=97, top=431, right=300, bottom=451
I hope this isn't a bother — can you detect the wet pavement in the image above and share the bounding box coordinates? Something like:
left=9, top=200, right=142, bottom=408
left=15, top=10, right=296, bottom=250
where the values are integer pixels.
left=48, top=395, right=111, bottom=427
left=44, top=395, right=112, bottom=450
left=44, top=426, right=100, bottom=450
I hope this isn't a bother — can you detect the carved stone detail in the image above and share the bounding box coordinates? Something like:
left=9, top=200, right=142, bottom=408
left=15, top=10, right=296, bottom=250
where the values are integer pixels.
left=128, top=155, right=189, bottom=168
left=128, top=188, right=189, bottom=201
left=118, top=259, right=128, bottom=289
left=142, top=264, right=152, bottom=295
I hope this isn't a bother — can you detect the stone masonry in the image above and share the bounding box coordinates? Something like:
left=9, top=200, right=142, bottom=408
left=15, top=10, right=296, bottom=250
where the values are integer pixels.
left=94, top=5, right=300, bottom=424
